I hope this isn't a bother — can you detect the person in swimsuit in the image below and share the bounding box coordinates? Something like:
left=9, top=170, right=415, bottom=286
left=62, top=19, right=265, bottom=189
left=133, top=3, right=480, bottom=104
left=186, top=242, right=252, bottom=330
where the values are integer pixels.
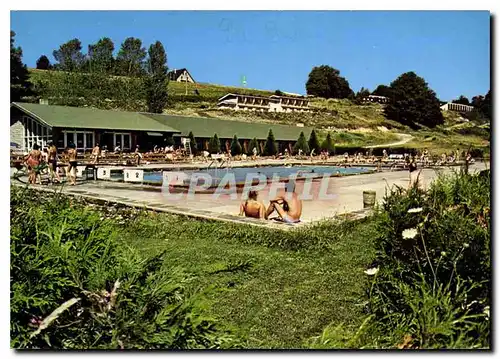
left=67, top=143, right=78, bottom=185
left=25, top=144, right=42, bottom=184
left=47, top=142, right=61, bottom=183
left=265, top=184, right=302, bottom=224
left=91, top=143, right=101, bottom=164
left=239, top=190, right=266, bottom=219
left=408, top=156, right=423, bottom=189
left=134, top=145, right=142, bottom=166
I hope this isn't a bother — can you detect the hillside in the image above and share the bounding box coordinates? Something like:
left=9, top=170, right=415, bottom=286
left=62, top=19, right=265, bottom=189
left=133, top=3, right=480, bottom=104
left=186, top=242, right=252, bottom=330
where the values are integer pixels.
left=26, top=69, right=490, bottom=154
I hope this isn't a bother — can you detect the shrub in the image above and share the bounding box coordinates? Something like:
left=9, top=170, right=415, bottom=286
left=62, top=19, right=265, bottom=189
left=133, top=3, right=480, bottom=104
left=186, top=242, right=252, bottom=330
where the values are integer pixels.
left=263, top=129, right=277, bottom=156
left=247, top=138, right=259, bottom=156
left=308, top=129, right=320, bottom=153
left=10, top=186, right=236, bottom=349
left=208, top=134, right=221, bottom=154
left=293, top=131, right=310, bottom=155
left=365, top=170, right=490, bottom=348
left=230, top=135, right=242, bottom=155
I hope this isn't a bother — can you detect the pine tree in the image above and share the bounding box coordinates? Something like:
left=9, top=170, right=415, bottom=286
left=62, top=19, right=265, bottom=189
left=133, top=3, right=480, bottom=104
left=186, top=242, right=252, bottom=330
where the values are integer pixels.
left=11, top=31, right=32, bottom=102
left=209, top=134, right=221, bottom=154
left=293, top=132, right=310, bottom=155
left=36, top=55, right=51, bottom=70
left=144, top=41, right=169, bottom=113
left=308, top=129, right=320, bottom=153
left=321, top=133, right=335, bottom=154
left=230, top=135, right=242, bottom=155
left=187, top=131, right=198, bottom=155
left=247, top=137, right=259, bottom=155
left=263, top=130, right=278, bottom=156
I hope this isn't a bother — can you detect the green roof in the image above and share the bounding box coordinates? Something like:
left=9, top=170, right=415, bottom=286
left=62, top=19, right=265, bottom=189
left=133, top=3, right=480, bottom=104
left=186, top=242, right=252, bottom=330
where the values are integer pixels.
left=11, top=102, right=179, bottom=133
left=144, top=113, right=312, bottom=141
left=12, top=102, right=313, bottom=141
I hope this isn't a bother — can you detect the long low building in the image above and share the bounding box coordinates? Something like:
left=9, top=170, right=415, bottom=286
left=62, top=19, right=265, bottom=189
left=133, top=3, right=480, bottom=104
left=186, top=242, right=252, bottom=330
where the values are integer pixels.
left=217, top=93, right=311, bottom=113
left=10, top=102, right=312, bottom=154
left=440, top=102, right=475, bottom=112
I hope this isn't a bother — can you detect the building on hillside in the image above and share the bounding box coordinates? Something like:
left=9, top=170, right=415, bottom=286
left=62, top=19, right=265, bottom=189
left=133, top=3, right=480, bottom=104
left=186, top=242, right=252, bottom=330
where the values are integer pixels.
left=440, top=102, right=474, bottom=113
left=167, top=68, right=195, bottom=83
left=217, top=93, right=311, bottom=113
left=10, top=102, right=312, bottom=154
left=361, top=95, right=389, bottom=104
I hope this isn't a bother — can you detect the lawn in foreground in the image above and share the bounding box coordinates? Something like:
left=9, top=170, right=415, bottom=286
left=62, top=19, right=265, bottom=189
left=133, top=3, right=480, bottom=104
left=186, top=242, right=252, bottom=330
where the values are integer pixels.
left=118, top=214, right=377, bottom=348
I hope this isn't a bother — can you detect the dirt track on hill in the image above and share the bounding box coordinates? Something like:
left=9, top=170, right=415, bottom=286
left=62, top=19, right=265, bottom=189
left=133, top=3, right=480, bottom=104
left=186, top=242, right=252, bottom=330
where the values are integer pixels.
left=365, top=133, right=414, bottom=148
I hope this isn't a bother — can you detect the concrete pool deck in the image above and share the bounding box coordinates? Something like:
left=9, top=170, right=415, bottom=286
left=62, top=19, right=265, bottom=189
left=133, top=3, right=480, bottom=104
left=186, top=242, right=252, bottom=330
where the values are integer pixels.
left=12, top=162, right=488, bottom=230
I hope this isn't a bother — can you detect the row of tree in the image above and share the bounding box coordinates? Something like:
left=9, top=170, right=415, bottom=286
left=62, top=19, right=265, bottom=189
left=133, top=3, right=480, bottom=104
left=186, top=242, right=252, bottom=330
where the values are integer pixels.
left=188, top=129, right=332, bottom=156
left=11, top=32, right=169, bottom=113
left=36, top=37, right=152, bottom=78
left=305, top=64, right=491, bottom=128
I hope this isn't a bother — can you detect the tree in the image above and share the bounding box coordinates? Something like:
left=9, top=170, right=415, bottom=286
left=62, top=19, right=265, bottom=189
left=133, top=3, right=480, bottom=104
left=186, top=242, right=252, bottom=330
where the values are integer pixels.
left=11, top=31, right=32, bottom=102
left=144, top=41, right=169, bottom=113
left=321, top=133, right=335, bottom=154
left=482, top=90, right=491, bottom=119
left=36, top=55, right=51, bottom=70
left=471, top=95, right=484, bottom=109
left=53, top=38, right=85, bottom=72
left=115, top=37, right=147, bottom=77
left=293, top=132, right=310, bottom=155
left=247, top=137, right=259, bottom=155
left=187, top=131, right=198, bottom=155
left=274, top=89, right=284, bottom=96
left=308, top=129, right=320, bottom=153
left=383, top=71, right=444, bottom=128
left=372, top=84, right=393, bottom=99
left=305, top=65, right=354, bottom=99
left=354, top=87, right=371, bottom=104
left=452, top=95, right=470, bottom=106
left=263, top=130, right=278, bottom=156
left=230, top=135, right=242, bottom=155
left=87, top=37, right=115, bottom=74
left=208, top=134, right=221, bottom=154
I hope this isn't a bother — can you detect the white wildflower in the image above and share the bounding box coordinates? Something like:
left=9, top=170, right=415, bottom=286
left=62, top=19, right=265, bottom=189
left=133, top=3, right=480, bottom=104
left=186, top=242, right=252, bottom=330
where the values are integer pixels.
left=364, top=267, right=379, bottom=276
left=402, top=228, right=418, bottom=240
left=441, top=251, right=447, bottom=257
left=407, top=207, right=423, bottom=214
left=484, top=306, right=489, bottom=319
left=463, top=243, right=470, bottom=248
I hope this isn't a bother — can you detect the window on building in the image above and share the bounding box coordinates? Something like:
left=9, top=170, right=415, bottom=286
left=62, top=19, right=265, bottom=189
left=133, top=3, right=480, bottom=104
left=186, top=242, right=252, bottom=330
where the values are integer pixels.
left=62, top=130, right=95, bottom=151
left=20, top=116, right=52, bottom=151
left=113, top=133, right=131, bottom=150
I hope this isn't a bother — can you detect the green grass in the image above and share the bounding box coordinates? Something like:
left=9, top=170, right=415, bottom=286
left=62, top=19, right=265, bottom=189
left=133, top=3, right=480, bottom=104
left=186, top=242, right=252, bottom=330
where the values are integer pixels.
left=116, top=214, right=378, bottom=348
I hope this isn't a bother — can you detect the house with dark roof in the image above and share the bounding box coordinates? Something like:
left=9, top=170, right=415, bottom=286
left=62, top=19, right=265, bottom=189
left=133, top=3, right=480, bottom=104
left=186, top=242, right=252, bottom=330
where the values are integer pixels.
left=10, top=102, right=312, bottom=154
left=167, top=68, right=195, bottom=83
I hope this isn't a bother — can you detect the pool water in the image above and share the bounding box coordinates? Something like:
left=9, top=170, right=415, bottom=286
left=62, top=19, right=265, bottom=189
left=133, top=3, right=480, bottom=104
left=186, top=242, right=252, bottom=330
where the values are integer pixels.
left=134, top=165, right=373, bottom=185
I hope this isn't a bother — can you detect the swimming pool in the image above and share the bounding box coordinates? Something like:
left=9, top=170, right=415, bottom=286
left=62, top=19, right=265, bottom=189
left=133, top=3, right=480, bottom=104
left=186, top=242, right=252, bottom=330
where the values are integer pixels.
left=110, top=165, right=374, bottom=186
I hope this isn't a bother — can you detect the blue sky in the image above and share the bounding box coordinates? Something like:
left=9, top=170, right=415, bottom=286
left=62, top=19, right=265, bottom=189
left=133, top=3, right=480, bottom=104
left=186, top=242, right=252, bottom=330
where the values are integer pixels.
left=11, top=11, right=490, bottom=101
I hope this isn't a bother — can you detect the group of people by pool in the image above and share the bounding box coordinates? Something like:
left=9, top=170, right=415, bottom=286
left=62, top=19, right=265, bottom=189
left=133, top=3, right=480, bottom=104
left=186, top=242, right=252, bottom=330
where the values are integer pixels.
left=238, top=186, right=302, bottom=224
left=23, top=142, right=79, bottom=185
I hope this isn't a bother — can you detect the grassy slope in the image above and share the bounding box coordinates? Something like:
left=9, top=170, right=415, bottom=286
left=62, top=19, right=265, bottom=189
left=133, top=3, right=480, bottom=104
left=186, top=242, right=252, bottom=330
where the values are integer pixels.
left=27, top=69, right=490, bottom=152
left=118, top=214, right=377, bottom=348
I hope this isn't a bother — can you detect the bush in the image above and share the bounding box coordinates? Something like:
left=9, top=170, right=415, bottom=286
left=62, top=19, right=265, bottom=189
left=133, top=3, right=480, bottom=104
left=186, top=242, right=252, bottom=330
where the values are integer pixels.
left=263, top=130, right=277, bottom=156
left=365, top=170, right=490, bottom=348
left=247, top=138, right=259, bottom=156
left=230, top=135, right=242, bottom=155
left=208, top=134, right=221, bottom=154
left=10, top=186, right=236, bottom=349
left=293, top=131, right=310, bottom=155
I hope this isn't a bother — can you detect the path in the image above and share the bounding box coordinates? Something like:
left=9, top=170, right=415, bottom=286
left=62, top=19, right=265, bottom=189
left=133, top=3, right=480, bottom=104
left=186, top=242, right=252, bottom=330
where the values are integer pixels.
left=365, top=133, right=414, bottom=149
